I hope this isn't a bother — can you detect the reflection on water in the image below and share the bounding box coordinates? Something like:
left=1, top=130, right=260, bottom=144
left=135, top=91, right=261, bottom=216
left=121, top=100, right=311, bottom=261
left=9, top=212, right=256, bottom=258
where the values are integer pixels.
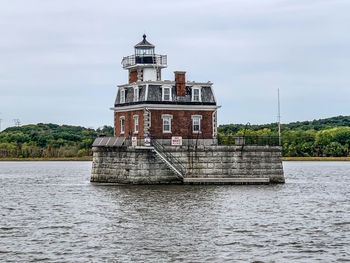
left=0, top=161, right=349, bottom=262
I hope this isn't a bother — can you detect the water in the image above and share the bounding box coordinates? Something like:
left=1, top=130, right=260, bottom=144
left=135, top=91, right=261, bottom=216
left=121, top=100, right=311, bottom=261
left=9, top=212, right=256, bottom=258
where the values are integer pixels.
left=0, top=161, right=349, bottom=263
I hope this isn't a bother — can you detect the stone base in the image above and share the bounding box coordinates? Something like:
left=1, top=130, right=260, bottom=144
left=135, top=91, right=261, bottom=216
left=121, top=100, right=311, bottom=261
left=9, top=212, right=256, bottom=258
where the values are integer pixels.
left=91, top=145, right=285, bottom=184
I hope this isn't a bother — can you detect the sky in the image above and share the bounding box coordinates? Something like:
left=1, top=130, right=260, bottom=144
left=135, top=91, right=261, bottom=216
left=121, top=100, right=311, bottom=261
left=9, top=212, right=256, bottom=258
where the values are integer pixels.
left=0, top=0, right=349, bottom=130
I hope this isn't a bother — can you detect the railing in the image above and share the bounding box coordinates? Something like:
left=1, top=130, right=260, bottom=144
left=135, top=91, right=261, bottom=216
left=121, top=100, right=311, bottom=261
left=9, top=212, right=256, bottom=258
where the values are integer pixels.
left=121, top=135, right=279, bottom=147
left=217, top=136, right=280, bottom=146
left=121, top=54, right=167, bottom=68
left=151, top=137, right=186, bottom=177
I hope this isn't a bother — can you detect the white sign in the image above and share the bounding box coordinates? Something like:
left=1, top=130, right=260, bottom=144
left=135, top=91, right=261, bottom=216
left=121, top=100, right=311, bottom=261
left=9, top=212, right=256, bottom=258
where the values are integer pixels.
left=144, top=136, right=151, bottom=147
left=132, top=137, right=137, bottom=147
left=171, top=136, right=182, bottom=146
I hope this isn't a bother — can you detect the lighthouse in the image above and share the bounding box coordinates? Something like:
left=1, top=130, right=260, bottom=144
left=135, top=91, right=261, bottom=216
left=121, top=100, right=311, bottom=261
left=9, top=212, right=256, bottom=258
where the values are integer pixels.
left=122, top=34, right=167, bottom=83
left=112, top=35, right=220, bottom=144
left=91, top=35, right=284, bottom=184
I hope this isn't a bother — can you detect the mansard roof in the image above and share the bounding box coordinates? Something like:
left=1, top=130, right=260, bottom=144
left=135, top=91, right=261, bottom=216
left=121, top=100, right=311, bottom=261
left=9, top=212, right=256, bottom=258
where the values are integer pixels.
left=114, top=82, right=216, bottom=107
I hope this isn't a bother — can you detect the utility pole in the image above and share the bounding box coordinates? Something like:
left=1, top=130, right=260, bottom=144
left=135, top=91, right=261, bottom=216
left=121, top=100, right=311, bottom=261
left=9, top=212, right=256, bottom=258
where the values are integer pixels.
left=278, top=88, right=281, bottom=146
left=13, top=119, right=21, bottom=127
left=0, top=118, right=2, bottom=132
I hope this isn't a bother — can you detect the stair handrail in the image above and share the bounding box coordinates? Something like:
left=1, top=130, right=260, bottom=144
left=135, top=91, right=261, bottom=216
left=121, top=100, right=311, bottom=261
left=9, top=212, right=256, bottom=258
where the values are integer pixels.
left=151, top=138, right=186, bottom=177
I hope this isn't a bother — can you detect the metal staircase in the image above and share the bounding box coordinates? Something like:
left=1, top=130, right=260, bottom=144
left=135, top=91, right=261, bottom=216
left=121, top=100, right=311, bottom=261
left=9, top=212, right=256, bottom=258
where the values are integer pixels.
left=151, top=139, right=185, bottom=180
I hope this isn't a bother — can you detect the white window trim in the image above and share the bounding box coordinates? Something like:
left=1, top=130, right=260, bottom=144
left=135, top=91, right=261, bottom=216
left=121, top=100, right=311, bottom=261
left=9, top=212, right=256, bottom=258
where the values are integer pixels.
left=133, top=115, right=139, bottom=134
left=162, top=114, right=173, bottom=133
left=191, top=115, right=202, bottom=133
left=148, top=111, right=151, bottom=128
left=145, top=84, right=149, bottom=101
left=120, top=88, right=126, bottom=104
left=212, top=110, right=217, bottom=137
left=120, top=116, right=125, bottom=134
left=162, top=85, right=172, bottom=102
left=191, top=86, right=202, bottom=102
left=133, top=86, right=139, bottom=102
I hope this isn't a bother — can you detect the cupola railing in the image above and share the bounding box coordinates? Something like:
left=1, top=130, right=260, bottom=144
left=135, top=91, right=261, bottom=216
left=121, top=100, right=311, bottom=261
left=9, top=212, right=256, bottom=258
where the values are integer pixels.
left=122, top=54, right=167, bottom=68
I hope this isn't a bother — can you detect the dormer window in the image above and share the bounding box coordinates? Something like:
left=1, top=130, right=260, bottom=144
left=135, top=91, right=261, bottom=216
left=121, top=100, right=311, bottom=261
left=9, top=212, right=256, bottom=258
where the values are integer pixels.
left=162, top=86, right=172, bottom=101
left=120, top=89, right=126, bottom=104
left=192, top=86, right=201, bottom=102
left=133, top=86, right=139, bottom=102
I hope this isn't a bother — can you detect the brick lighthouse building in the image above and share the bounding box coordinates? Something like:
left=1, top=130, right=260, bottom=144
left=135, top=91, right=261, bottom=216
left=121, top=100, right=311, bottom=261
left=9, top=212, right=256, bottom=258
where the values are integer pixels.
left=111, top=34, right=220, bottom=145
left=91, top=35, right=285, bottom=184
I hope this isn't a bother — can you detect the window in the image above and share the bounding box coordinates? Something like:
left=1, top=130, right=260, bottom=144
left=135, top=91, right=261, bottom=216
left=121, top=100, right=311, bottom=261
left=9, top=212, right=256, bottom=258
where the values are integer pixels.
left=191, top=86, right=201, bottom=102
left=120, top=89, right=126, bottom=103
left=136, top=48, right=154, bottom=55
left=162, top=86, right=172, bottom=101
left=163, top=118, right=171, bottom=133
left=162, top=114, right=173, bottom=133
left=133, top=115, right=139, bottom=134
left=193, top=118, right=200, bottom=132
left=120, top=117, right=125, bottom=134
left=193, top=89, right=200, bottom=101
left=191, top=115, right=202, bottom=133
left=133, top=87, right=139, bottom=102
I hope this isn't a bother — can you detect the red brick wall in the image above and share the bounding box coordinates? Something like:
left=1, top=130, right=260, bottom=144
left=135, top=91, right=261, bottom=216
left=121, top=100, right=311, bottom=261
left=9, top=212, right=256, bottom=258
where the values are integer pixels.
left=149, top=110, right=214, bottom=139
left=129, top=71, right=138, bottom=83
left=175, top=71, right=186, bottom=96
left=114, top=110, right=144, bottom=138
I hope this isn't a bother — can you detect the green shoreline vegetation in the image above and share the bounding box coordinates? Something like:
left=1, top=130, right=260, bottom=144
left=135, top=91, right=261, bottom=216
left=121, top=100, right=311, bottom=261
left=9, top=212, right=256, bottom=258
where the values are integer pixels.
left=0, top=157, right=93, bottom=161
left=0, top=157, right=349, bottom=162
left=0, top=124, right=113, bottom=159
left=0, top=116, right=349, bottom=160
left=219, top=115, right=350, bottom=158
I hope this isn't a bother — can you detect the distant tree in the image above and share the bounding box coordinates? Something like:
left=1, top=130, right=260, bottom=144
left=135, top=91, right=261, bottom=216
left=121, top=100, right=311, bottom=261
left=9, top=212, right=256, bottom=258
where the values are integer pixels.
left=0, top=117, right=349, bottom=158
left=97, top=126, right=114, bottom=137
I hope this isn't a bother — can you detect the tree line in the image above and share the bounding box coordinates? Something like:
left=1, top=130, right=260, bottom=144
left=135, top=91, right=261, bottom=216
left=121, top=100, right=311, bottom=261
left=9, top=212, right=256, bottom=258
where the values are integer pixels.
left=0, top=124, right=113, bottom=158
left=0, top=115, right=349, bottom=158
left=218, top=115, right=350, bottom=157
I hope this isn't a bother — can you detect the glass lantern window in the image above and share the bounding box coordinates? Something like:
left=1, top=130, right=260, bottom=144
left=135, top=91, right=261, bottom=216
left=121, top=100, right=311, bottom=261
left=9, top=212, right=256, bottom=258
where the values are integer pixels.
left=136, top=48, right=154, bottom=55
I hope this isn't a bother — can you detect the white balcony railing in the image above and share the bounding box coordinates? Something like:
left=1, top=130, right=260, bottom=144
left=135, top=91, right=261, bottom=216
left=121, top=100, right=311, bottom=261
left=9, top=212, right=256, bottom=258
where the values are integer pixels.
left=121, top=54, right=167, bottom=68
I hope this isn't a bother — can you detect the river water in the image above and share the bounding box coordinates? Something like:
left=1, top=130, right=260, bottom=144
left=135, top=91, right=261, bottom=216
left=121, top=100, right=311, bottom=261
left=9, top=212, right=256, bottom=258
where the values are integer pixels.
left=0, top=161, right=349, bottom=262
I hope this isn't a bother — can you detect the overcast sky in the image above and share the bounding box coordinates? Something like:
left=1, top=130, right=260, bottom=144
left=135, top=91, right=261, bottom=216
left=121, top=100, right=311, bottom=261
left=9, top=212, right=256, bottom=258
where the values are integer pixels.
left=0, top=0, right=349, bottom=130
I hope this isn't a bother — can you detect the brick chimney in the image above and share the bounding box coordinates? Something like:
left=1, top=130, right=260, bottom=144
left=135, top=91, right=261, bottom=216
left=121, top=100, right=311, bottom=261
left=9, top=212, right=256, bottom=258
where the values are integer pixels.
left=174, top=71, right=186, bottom=96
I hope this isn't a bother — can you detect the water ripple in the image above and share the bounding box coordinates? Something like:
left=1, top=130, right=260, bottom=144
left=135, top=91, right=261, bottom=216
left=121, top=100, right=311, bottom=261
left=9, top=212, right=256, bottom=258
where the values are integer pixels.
left=0, top=161, right=349, bottom=262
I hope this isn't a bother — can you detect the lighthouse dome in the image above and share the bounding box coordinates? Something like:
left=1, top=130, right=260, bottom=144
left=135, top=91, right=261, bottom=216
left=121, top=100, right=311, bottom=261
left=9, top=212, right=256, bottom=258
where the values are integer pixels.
left=134, top=34, right=155, bottom=55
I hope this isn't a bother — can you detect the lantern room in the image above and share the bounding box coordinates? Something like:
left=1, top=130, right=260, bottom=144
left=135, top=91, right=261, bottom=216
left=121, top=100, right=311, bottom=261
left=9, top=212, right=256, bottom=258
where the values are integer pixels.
left=121, top=34, right=167, bottom=83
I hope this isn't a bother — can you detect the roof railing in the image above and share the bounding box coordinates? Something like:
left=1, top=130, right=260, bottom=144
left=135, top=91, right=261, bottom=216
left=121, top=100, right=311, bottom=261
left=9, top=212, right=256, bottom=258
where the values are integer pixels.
left=121, top=54, right=167, bottom=68
left=217, top=135, right=280, bottom=146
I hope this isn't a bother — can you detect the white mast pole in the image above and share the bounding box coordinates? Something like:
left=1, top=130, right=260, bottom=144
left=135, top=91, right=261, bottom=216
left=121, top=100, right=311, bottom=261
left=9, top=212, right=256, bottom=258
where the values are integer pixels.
left=278, top=88, right=281, bottom=146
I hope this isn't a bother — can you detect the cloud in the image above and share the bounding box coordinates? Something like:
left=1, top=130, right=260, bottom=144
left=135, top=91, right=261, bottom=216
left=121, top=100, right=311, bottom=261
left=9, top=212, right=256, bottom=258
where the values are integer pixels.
left=0, top=0, right=349, bottom=130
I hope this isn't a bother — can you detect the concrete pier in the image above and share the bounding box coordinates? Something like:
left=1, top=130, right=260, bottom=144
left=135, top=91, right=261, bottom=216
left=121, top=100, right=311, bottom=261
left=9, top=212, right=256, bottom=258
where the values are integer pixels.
left=91, top=145, right=285, bottom=184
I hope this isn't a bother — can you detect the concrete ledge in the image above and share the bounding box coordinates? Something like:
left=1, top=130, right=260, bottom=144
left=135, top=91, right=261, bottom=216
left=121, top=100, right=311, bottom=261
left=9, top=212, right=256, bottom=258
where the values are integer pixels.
left=135, top=146, right=154, bottom=150
left=91, top=145, right=284, bottom=184
left=183, top=177, right=270, bottom=184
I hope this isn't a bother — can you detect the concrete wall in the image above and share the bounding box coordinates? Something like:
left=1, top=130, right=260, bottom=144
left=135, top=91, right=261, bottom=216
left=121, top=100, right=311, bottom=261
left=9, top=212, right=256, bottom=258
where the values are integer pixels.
left=91, top=146, right=181, bottom=184
left=91, top=145, right=285, bottom=184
